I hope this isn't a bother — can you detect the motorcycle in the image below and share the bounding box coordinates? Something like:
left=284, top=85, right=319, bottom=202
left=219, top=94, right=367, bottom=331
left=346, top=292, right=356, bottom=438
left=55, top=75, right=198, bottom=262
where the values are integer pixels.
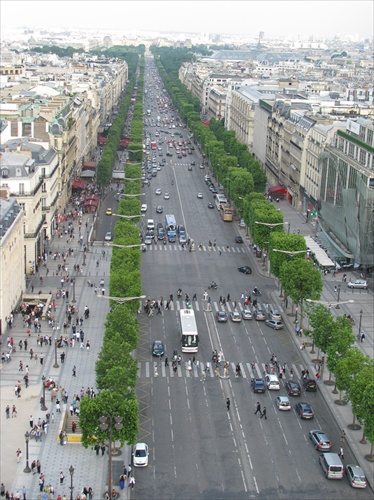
left=253, top=288, right=261, bottom=296
left=208, top=281, right=218, bottom=290
left=177, top=289, right=182, bottom=298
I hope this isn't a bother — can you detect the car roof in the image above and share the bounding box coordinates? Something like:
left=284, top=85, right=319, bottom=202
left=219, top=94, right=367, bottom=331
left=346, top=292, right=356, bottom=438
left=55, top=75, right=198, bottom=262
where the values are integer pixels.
left=277, top=396, right=290, bottom=402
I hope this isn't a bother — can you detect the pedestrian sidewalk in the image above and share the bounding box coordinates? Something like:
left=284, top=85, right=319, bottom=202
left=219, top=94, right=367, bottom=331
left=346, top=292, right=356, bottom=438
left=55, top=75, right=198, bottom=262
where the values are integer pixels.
left=0, top=204, right=131, bottom=499
left=239, top=198, right=374, bottom=489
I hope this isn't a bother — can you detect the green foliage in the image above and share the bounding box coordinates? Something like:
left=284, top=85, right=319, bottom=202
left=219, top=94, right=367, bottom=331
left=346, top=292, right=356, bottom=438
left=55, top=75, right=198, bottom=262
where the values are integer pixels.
left=105, top=307, right=139, bottom=351
left=280, top=259, right=322, bottom=314
left=269, top=233, right=307, bottom=277
left=334, top=348, right=368, bottom=395
left=79, top=390, right=138, bottom=448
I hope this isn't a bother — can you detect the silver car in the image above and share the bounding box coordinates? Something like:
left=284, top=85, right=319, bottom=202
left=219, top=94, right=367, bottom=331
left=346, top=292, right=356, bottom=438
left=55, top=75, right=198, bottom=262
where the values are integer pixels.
left=347, top=279, right=368, bottom=289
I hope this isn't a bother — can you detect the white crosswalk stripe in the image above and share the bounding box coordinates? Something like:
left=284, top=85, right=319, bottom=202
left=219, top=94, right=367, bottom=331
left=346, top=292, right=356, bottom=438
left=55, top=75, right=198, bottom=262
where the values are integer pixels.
left=138, top=361, right=316, bottom=381
left=150, top=299, right=279, bottom=315
left=146, top=245, right=244, bottom=253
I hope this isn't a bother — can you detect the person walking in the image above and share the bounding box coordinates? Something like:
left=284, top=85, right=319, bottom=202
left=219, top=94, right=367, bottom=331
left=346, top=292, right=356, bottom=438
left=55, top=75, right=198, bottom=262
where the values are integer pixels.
left=254, top=402, right=261, bottom=415
left=16, top=448, right=22, bottom=463
left=260, top=407, right=267, bottom=420
left=226, top=398, right=230, bottom=410
left=128, top=476, right=135, bottom=489
left=340, top=430, right=346, bottom=443
left=72, top=366, right=76, bottom=377
left=338, top=446, right=344, bottom=460
left=5, top=405, right=10, bottom=419
left=59, top=471, right=65, bottom=484
left=101, top=444, right=106, bottom=456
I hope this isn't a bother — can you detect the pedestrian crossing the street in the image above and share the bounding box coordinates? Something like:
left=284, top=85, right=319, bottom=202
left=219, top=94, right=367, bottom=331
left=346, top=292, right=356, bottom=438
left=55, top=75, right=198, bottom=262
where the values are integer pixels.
left=138, top=360, right=316, bottom=381
left=145, top=244, right=246, bottom=253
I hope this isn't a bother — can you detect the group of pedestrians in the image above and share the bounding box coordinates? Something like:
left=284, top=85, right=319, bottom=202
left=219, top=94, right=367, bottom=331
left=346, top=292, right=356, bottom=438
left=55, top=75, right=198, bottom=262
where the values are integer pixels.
left=254, top=402, right=267, bottom=419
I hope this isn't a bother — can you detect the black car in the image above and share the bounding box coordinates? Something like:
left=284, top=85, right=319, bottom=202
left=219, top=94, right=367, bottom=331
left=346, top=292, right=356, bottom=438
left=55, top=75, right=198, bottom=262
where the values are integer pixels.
left=156, top=205, right=164, bottom=214
left=166, top=152, right=173, bottom=157
left=251, top=378, right=266, bottom=393
left=152, top=340, right=165, bottom=357
left=303, top=378, right=317, bottom=392
left=238, top=266, right=252, bottom=275
left=285, top=381, right=301, bottom=396
left=235, top=236, right=243, bottom=244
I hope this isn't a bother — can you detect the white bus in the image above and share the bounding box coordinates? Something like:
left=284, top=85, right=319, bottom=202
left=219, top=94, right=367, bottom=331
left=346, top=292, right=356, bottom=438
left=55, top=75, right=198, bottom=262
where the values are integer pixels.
left=215, top=193, right=227, bottom=210
left=180, top=309, right=199, bottom=353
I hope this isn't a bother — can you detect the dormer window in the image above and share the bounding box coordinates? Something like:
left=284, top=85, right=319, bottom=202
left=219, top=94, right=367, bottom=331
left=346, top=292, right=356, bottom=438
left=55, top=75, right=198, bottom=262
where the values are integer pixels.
left=1, top=167, right=9, bottom=178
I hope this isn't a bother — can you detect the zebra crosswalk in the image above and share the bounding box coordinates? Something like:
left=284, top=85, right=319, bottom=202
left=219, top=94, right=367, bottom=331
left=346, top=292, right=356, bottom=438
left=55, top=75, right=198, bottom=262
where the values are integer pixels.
left=152, top=300, right=272, bottom=314
left=145, top=244, right=246, bottom=253
left=138, top=360, right=317, bottom=381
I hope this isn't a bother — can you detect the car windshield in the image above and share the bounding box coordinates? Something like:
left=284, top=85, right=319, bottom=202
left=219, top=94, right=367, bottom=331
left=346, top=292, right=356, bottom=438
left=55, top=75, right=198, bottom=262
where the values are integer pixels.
left=135, top=449, right=146, bottom=457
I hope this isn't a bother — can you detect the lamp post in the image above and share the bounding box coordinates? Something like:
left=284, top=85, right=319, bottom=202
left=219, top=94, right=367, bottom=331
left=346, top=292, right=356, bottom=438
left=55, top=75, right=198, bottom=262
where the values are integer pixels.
left=23, top=431, right=31, bottom=473
left=71, top=278, right=76, bottom=303
left=40, top=375, right=47, bottom=411
left=100, top=416, right=123, bottom=497
left=336, top=284, right=341, bottom=309
left=358, top=309, right=363, bottom=337
left=104, top=243, right=143, bottom=249
left=53, top=338, right=59, bottom=368
left=112, top=213, right=145, bottom=220
left=69, top=465, right=74, bottom=500
left=97, top=294, right=146, bottom=305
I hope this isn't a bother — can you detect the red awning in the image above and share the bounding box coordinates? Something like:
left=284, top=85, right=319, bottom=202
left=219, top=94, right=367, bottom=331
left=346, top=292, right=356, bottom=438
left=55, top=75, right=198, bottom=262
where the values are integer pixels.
left=72, top=179, right=88, bottom=189
left=268, top=185, right=287, bottom=196
left=82, top=162, right=97, bottom=170
left=82, top=200, right=98, bottom=207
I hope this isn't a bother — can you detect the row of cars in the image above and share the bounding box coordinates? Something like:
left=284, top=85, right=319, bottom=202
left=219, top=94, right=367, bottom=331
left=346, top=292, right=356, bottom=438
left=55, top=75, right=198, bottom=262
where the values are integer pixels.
left=216, top=306, right=284, bottom=330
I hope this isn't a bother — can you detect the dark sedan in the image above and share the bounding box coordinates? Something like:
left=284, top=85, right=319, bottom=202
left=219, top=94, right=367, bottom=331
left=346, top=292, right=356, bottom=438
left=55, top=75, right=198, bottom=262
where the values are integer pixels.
left=303, top=378, right=317, bottom=392
left=216, top=311, right=228, bottom=323
left=152, top=340, right=165, bottom=357
left=238, top=266, right=252, bottom=275
left=235, top=236, right=243, bottom=244
left=207, top=202, right=214, bottom=209
left=295, top=402, right=314, bottom=419
left=285, top=381, right=301, bottom=396
left=251, top=378, right=266, bottom=393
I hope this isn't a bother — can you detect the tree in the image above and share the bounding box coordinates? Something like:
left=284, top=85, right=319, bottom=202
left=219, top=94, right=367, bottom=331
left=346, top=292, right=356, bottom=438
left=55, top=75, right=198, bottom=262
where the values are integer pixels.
left=105, top=307, right=139, bottom=351
left=334, top=348, right=368, bottom=404
left=269, top=233, right=306, bottom=277
left=79, top=390, right=138, bottom=448
left=324, top=316, right=355, bottom=383
left=280, top=260, right=322, bottom=326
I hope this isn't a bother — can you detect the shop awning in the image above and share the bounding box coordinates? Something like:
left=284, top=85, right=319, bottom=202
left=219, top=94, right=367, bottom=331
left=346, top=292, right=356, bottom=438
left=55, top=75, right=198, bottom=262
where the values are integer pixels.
left=82, top=162, right=97, bottom=170
left=268, top=185, right=287, bottom=196
left=72, top=179, right=88, bottom=189
left=305, top=236, right=335, bottom=268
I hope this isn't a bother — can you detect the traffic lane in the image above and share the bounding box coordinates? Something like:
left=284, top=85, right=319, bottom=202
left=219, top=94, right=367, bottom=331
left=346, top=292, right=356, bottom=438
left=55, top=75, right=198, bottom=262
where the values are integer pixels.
left=96, top=191, right=118, bottom=241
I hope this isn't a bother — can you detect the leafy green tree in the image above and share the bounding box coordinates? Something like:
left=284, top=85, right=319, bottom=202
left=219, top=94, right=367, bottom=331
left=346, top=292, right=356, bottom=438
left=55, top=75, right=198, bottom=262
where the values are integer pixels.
left=269, top=233, right=307, bottom=277
left=280, top=260, right=322, bottom=326
left=325, top=316, right=355, bottom=382
left=334, top=348, right=369, bottom=404
left=105, top=307, right=139, bottom=351
left=80, top=390, right=138, bottom=448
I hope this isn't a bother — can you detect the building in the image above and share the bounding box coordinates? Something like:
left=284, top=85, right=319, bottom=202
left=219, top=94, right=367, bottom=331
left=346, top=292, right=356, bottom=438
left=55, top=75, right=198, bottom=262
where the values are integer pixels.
left=0, top=195, right=25, bottom=335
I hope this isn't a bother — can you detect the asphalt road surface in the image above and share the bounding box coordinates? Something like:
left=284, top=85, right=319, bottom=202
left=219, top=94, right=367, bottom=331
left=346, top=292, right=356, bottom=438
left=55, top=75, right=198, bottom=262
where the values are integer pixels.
left=133, top=58, right=373, bottom=499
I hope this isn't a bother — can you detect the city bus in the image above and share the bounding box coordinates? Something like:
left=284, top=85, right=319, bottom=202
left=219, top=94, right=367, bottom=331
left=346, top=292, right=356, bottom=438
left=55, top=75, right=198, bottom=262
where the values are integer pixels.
left=215, top=193, right=227, bottom=210
left=220, top=203, right=233, bottom=222
left=165, top=214, right=177, bottom=242
left=180, top=309, right=199, bottom=353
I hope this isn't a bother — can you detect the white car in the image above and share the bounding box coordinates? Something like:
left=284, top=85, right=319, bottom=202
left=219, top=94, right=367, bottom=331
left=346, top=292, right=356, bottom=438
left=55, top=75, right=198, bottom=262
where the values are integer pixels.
left=197, top=193, right=203, bottom=199
left=155, top=188, right=162, bottom=195
left=141, top=204, right=147, bottom=213
left=276, top=396, right=291, bottom=411
left=265, top=374, right=280, bottom=390
left=104, top=232, right=112, bottom=242
left=164, top=192, right=170, bottom=200
left=132, top=442, right=149, bottom=467
left=269, top=308, right=282, bottom=321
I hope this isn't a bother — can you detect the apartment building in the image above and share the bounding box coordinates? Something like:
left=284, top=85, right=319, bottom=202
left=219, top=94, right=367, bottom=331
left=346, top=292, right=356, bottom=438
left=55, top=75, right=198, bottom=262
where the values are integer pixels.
left=0, top=195, right=25, bottom=335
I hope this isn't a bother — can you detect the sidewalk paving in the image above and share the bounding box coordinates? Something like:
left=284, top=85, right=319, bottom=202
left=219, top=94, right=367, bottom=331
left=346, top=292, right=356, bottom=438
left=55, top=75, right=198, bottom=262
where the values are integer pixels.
left=1, top=203, right=131, bottom=499
left=239, top=198, right=374, bottom=489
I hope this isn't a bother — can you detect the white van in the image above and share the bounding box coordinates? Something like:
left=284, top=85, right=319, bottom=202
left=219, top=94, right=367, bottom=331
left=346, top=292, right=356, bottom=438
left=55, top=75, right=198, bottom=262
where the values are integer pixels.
left=319, top=453, right=344, bottom=479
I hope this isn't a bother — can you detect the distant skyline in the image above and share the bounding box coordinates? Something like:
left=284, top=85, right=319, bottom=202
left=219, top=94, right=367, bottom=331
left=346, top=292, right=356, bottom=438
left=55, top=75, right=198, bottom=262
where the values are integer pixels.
left=1, top=0, right=373, bottom=40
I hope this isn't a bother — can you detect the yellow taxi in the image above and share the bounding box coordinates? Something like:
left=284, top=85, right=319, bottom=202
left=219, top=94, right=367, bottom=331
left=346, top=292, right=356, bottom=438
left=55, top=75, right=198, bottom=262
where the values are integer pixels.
left=106, top=208, right=112, bottom=216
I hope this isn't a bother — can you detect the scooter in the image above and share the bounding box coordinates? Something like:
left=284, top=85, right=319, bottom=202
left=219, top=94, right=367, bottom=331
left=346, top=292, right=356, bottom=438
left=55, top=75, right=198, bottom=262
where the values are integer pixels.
left=253, top=288, right=262, bottom=296
left=208, top=281, right=218, bottom=290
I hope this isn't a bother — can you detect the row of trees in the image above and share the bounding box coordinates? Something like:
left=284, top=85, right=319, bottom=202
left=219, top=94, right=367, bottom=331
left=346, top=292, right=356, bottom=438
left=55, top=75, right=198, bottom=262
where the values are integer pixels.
left=80, top=55, right=145, bottom=450
left=306, top=304, right=374, bottom=452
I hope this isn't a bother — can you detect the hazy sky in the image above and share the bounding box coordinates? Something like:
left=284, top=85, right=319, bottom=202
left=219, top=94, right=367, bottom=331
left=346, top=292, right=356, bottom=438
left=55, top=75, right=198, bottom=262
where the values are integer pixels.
left=1, top=0, right=373, bottom=39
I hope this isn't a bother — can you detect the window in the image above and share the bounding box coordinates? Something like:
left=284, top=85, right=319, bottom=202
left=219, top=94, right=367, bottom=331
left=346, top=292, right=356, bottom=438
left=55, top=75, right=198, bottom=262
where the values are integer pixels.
left=19, top=183, right=25, bottom=195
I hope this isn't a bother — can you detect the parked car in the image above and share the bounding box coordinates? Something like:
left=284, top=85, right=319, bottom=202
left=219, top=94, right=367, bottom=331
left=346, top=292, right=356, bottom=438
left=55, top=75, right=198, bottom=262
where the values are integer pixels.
left=347, top=279, right=368, bottom=289
left=309, top=430, right=333, bottom=451
left=132, top=443, right=149, bottom=467
left=295, top=402, right=314, bottom=419
left=251, top=378, right=266, bottom=393
left=276, top=396, right=291, bottom=411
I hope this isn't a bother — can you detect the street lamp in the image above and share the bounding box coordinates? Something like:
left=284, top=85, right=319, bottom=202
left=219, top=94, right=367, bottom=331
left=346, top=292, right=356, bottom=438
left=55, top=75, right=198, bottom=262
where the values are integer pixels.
left=97, top=294, right=146, bottom=304
left=112, top=213, right=145, bottom=220
left=255, top=221, right=289, bottom=229
left=23, top=431, right=31, bottom=473
left=100, top=416, right=123, bottom=497
left=71, top=278, right=76, bottom=303
left=117, top=193, right=146, bottom=197
left=53, top=338, right=59, bottom=368
left=358, top=309, right=363, bottom=337
left=336, top=284, right=341, bottom=309
left=272, top=249, right=307, bottom=256
left=104, top=243, right=143, bottom=249
left=69, top=465, right=74, bottom=500
left=40, top=375, right=47, bottom=411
